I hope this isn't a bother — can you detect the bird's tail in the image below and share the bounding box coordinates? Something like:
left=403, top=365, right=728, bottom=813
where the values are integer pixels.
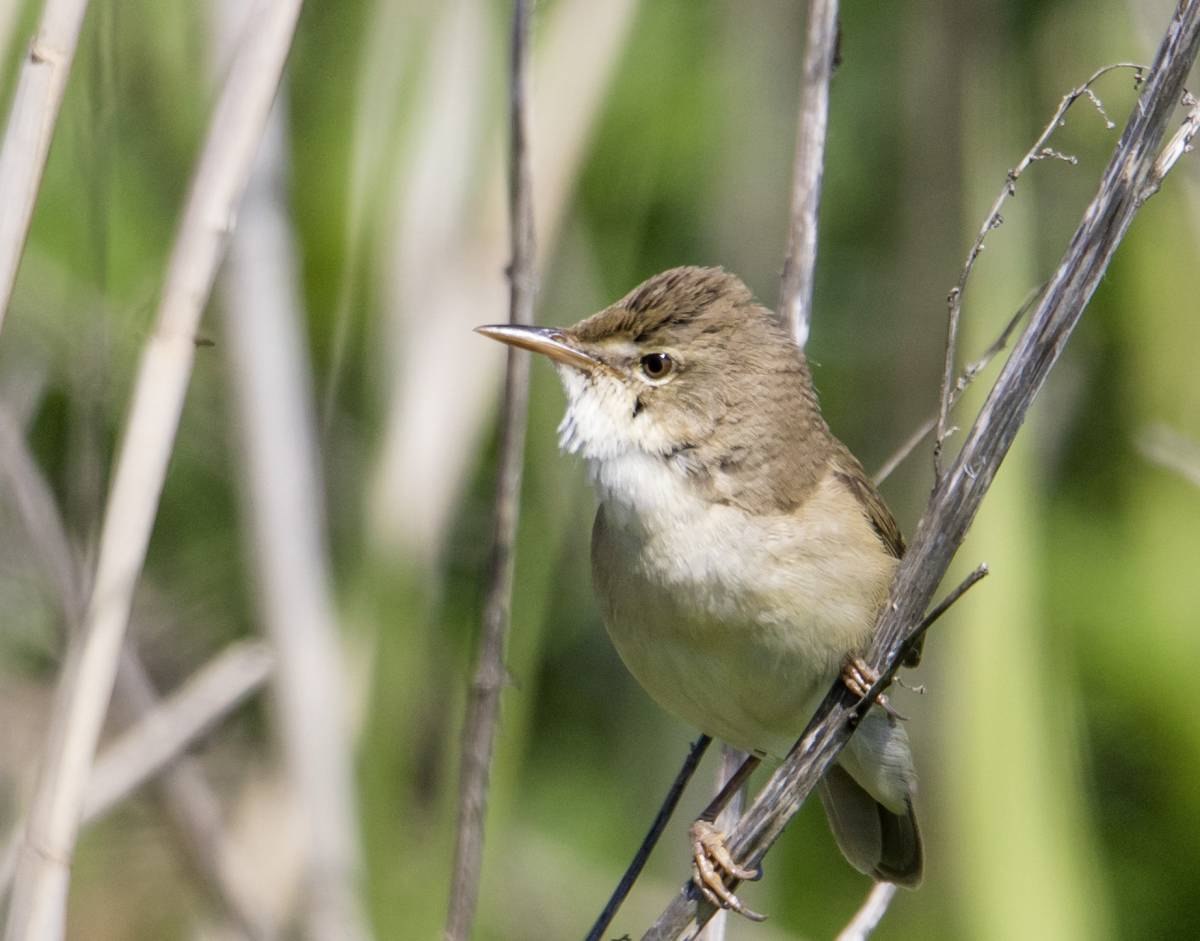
left=817, top=709, right=923, bottom=887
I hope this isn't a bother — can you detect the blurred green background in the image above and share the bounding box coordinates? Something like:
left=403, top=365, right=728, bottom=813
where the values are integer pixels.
left=0, top=0, right=1198, bottom=938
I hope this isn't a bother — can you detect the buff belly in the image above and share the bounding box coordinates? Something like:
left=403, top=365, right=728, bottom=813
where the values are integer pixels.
left=589, top=471, right=895, bottom=758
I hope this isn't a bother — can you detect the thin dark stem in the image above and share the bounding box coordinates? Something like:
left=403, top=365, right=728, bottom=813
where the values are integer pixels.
left=444, top=4, right=537, bottom=940
left=644, top=6, right=1200, bottom=934
left=779, top=0, right=839, bottom=350
left=894, top=563, right=989, bottom=675
left=584, top=736, right=712, bottom=941
left=697, top=755, right=760, bottom=825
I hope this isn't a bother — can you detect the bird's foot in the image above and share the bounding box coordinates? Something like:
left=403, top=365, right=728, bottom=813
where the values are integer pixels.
left=841, top=656, right=907, bottom=720
left=689, top=819, right=765, bottom=922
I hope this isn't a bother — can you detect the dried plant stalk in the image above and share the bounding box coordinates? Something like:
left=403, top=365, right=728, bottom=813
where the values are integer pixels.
left=0, top=403, right=275, bottom=936
left=220, top=78, right=370, bottom=941
left=779, top=0, right=839, bottom=349
left=0, top=0, right=92, bottom=334
left=444, top=2, right=536, bottom=939
left=3, top=3, right=305, bottom=937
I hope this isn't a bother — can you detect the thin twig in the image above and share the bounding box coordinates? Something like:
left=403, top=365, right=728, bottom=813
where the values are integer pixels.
left=899, top=563, right=989, bottom=664
left=0, top=0, right=92, bottom=335
left=883, top=50, right=1194, bottom=488
left=873, top=287, right=1039, bottom=485
left=585, top=736, right=712, bottom=941
left=644, top=6, right=1200, bottom=934
left=932, top=61, right=1146, bottom=480
left=444, top=3, right=537, bottom=940
left=3, top=4, right=305, bottom=937
left=215, top=0, right=369, bottom=935
left=779, top=0, right=839, bottom=350
left=835, top=882, right=897, bottom=941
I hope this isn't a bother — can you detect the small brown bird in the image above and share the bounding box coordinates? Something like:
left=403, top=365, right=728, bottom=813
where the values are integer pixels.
left=477, top=266, right=921, bottom=917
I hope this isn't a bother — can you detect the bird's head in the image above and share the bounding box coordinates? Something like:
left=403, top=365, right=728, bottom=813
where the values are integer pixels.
left=476, top=266, right=809, bottom=469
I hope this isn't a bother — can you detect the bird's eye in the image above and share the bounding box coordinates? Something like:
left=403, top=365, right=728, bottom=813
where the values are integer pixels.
left=640, top=352, right=674, bottom=380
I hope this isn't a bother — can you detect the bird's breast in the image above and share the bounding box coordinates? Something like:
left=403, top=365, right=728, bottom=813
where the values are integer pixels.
left=588, top=451, right=895, bottom=755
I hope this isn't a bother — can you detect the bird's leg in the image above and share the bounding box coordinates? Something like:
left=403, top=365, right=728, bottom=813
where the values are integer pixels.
left=841, top=656, right=906, bottom=720
left=688, top=753, right=765, bottom=921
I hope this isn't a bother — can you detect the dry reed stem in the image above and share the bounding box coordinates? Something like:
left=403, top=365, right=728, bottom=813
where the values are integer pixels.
left=110, top=649, right=277, bottom=940
left=779, top=0, right=839, bottom=350
left=0, top=0, right=92, bottom=335
left=3, top=3, right=305, bottom=937
left=217, top=15, right=369, bottom=933
left=368, top=0, right=638, bottom=560
left=89, top=643, right=274, bottom=839
left=695, top=746, right=751, bottom=941
left=835, top=882, right=897, bottom=941
left=0, top=642, right=274, bottom=899
left=0, top=402, right=276, bottom=937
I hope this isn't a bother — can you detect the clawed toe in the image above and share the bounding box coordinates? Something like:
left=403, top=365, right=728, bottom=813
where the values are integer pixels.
left=689, top=819, right=766, bottom=922
left=841, top=656, right=907, bottom=720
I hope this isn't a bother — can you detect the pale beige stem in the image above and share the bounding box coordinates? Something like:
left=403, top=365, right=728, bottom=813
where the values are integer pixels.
left=0, top=0, right=91, bottom=335
left=779, top=0, right=839, bottom=350
left=87, top=642, right=274, bottom=821
left=0, top=643, right=273, bottom=895
left=1138, top=424, right=1200, bottom=487
left=0, top=400, right=275, bottom=937
left=835, top=882, right=897, bottom=941
left=368, top=0, right=639, bottom=561
left=696, top=746, right=750, bottom=941
left=216, top=2, right=370, bottom=932
left=3, top=3, right=305, bottom=937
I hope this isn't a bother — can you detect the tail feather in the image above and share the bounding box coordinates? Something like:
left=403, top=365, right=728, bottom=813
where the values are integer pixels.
left=818, top=756, right=923, bottom=887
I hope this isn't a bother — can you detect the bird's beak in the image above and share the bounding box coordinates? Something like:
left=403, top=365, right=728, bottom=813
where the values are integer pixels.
left=474, top=323, right=599, bottom=371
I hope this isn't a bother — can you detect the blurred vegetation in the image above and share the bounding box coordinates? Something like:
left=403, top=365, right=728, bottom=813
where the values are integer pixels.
left=0, top=0, right=1197, bottom=938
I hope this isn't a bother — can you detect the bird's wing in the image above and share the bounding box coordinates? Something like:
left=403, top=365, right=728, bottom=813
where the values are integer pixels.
left=830, top=449, right=926, bottom=667
left=830, top=456, right=905, bottom=560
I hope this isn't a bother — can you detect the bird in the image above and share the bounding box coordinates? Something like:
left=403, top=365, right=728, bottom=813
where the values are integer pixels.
left=476, top=265, right=921, bottom=919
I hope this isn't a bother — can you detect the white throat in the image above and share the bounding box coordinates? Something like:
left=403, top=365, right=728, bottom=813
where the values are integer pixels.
left=554, top=364, right=702, bottom=529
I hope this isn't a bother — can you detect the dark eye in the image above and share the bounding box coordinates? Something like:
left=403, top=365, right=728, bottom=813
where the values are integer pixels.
left=640, top=352, right=674, bottom=380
